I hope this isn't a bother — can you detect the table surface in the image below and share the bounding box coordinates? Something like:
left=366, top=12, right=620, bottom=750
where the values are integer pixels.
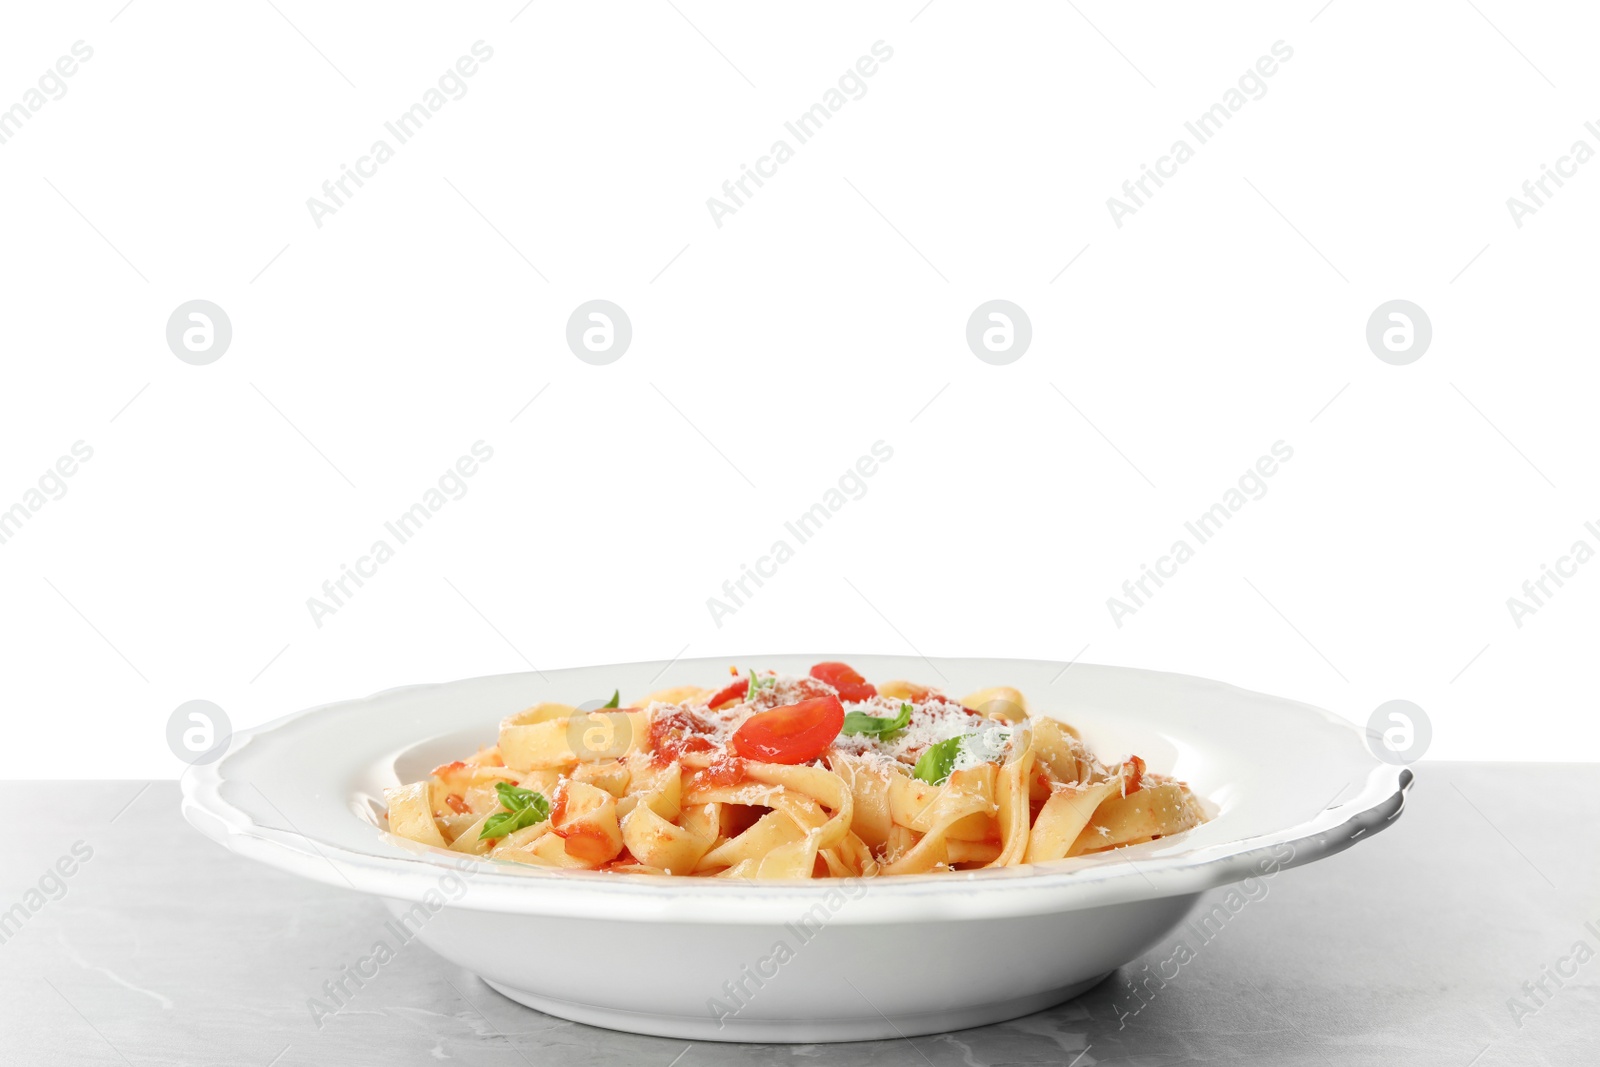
left=1, top=764, right=1594, bottom=1066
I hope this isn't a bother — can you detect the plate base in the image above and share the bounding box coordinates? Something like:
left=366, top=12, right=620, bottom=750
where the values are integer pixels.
left=482, top=971, right=1115, bottom=1043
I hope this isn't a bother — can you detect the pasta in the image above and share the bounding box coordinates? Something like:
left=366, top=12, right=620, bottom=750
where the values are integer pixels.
left=383, top=663, right=1207, bottom=878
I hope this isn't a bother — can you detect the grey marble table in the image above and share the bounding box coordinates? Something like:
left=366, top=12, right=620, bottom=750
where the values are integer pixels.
left=2, top=764, right=1594, bottom=1066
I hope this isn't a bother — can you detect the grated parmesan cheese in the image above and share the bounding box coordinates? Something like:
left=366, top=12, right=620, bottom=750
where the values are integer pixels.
left=828, top=692, right=1014, bottom=770
left=645, top=673, right=1018, bottom=770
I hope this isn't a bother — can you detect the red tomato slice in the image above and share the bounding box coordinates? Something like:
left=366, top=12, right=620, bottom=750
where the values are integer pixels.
left=808, top=661, right=877, bottom=702
left=707, top=677, right=750, bottom=709
left=729, top=695, right=844, bottom=764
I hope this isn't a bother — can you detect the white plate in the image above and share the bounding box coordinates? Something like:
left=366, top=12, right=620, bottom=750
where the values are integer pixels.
left=181, top=655, right=1409, bottom=1042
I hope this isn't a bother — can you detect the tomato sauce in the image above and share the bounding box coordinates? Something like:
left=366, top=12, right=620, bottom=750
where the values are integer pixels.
left=1123, top=755, right=1146, bottom=794
left=557, top=823, right=617, bottom=865
left=648, top=708, right=720, bottom=763
left=688, top=754, right=747, bottom=791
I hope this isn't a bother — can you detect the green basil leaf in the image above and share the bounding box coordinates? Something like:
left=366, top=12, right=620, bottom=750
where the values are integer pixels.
left=912, top=735, right=964, bottom=786
left=602, top=689, right=620, bottom=709
left=480, top=809, right=522, bottom=840
left=481, top=783, right=551, bottom=839
left=841, top=703, right=913, bottom=737
left=494, top=780, right=538, bottom=811
left=519, top=790, right=551, bottom=823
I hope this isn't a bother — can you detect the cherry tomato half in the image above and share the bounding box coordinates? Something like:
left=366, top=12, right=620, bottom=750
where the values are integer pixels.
left=706, top=677, right=750, bottom=709
left=729, top=695, right=844, bottom=764
left=809, top=661, right=877, bottom=703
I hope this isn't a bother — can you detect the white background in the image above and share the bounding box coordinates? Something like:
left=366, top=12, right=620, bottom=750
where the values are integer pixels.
left=1, top=1, right=1595, bottom=778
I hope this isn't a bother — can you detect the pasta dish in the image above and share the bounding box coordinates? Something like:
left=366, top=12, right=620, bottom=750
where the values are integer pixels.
left=384, top=663, right=1207, bottom=878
